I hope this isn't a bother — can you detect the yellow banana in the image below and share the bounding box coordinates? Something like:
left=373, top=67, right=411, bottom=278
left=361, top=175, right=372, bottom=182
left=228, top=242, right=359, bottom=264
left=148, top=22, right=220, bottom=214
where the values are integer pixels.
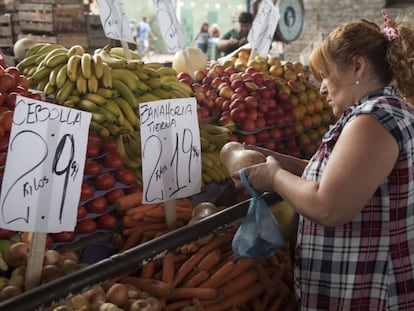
left=97, top=106, right=117, bottom=124
left=45, top=52, right=68, bottom=68
left=91, top=112, right=107, bottom=124
left=106, top=98, right=134, bottom=131
left=111, top=78, right=140, bottom=109
left=25, top=43, right=50, bottom=58
left=136, top=92, right=162, bottom=104
left=101, top=62, right=112, bottom=88
left=202, top=171, right=213, bottom=184
left=110, top=47, right=141, bottom=60
left=102, top=99, right=120, bottom=117
left=165, top=80, right=193, bottom=97
left=16, top=54, right=39, bottom=72
left=87, top=74, right=99, bottom=93
left=143, top=62, right=164, bottom=70
left=77, top=98, right=99, bottom=112
left=96, top=87, right=119, bottom=99
left=157, top=66, right=178, bottom=76
left=201, top=153, right=214, bottom=169
left=31, top=66, right=53, bottom=82
left=76, top=73, right=88, bottom=95
left=43, top=81, right=56, bottom=96
left=48, top=64, right=61, bottom=87
left=151, top=87, right=172, bottom=99
left=90, top=120, right=110, bottom=138
left=141, top=66, right=161, bottom=78
left=82, top=93, right=107, bottom=106
left=144, top=78, right=162, bottom=89
left=116, top=134, right=140, bottom=170
left=98, top=47, right=127, bottom=69
left=56, top=80, right=75, bottom=104
left=133, top=68, right=149, bottom=80
left=113, top=96, right=140, bottom=128
left=36, top=43, right=65, bottom=56
left=125, top=59, right=144, bottom=70
left=81, top=53, right=92, bottom=79
left=67, top=44, right=85, bottom=57
left=67, top=54, right=82, bottom=82
left=110, top=68, right=139, bottom=92
left=56, top=64, right=68, bottom=89
left=92, top=53, right=104, bottom=79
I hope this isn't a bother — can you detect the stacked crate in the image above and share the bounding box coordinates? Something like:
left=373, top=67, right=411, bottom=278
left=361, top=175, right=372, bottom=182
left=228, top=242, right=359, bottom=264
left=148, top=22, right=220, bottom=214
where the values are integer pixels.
left=86, top=14, right=112, bottom=52
left=0, top=13, right=13, bottom=51
left=17, top=0, right=87, bottom=48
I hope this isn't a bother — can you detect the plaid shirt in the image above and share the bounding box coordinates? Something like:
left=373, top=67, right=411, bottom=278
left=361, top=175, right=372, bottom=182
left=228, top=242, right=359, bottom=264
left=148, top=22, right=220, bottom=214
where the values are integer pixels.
left=295, top=86, right=414, bottom=310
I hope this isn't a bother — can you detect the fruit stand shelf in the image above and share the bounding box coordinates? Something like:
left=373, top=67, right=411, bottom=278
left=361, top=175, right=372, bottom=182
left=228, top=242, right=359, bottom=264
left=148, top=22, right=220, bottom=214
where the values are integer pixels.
left=0, top=192, right=283, bottom=311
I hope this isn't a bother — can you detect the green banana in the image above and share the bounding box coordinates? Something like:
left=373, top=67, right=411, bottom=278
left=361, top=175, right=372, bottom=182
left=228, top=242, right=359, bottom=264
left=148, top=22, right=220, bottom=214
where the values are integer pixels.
left=56, top=63, right=68, bottom=89
left=111, top=68, right=140, bottom=92
left=111, top=78, right=140, bottom=109
left=113, top=96, right=140, bottom=128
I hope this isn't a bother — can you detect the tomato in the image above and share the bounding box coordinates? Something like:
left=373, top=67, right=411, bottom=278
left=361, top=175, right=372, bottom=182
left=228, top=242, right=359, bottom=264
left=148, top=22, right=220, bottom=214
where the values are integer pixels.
left=86, top=142, right=101, bottom=158
left=0, top=228, right=15, bottom=239
left=105, top=188, right=125, bottom=204
left=0, top=109, right=13, bottom=132
left=5, top=67, right=21, bottom=81
left=115, top=168, right=136, bottom=185
left=97, top=213, right=119, bottom=230
left=0, top=134, right=9, bottom=152
left=52, top=231, right=76, bottom=243
left=76, top=219, right=98, bottom=234
left=0, top=73, right=17, bottom=93
left=100, top=137, right=118, bottom=153
left=5, top=92, right=19, bottom=109
left=88, top=131, right=102, bottom=147
left=77, top=205, right=87, bottom=219
left=125, top=184, right=143, bottom=194
left=45, top=234, right=54, bottom=249
left=94, top=172, right=116, bottom=190
left=86, top=196, right=108, bottom=214
left=80, top=180, right=94, bottom=201
left=17, top=74, right=31, bottom=90
left=102, top=152, right=124, bottom=169
left=84, top=159, right=101, bottom=176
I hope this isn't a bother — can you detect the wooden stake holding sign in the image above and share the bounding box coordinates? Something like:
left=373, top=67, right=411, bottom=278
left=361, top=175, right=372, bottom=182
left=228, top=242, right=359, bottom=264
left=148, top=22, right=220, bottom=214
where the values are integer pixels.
left=0, top=96, right=91, bottom=290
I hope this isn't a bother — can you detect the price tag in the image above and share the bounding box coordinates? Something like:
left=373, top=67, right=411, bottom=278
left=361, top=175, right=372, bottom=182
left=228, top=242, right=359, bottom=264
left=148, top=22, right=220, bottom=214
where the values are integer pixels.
left=152, top=0, right=185, bottom=52
left=96, top=0, right=135, bottom=43
left=0, top=96, right=91, bottom=233
left=139, top=98, right=202, bottom=203
left=248, top=0, right=280, bottom=57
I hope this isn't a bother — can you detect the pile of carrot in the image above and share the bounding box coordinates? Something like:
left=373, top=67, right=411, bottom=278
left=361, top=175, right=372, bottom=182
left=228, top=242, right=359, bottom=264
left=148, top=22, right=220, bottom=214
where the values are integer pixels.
left=114, top=192, right=297, bottom=310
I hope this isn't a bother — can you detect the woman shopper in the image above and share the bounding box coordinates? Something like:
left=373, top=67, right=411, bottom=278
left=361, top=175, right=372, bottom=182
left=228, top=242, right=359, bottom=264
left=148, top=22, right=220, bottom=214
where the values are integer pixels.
left=195, top=22, right=210, bottom=54
left=233, top=10, right=414, bottom=310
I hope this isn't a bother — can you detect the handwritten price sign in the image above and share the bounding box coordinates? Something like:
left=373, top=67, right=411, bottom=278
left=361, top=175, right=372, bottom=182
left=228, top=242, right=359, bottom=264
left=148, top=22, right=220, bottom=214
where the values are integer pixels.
left=152, top=0, right=185, bottom=52
left=0, top=96, right=91, bottom=232
left=97, top=0, right=135, bottom=43
left=139, top=98, right=201, bottom=203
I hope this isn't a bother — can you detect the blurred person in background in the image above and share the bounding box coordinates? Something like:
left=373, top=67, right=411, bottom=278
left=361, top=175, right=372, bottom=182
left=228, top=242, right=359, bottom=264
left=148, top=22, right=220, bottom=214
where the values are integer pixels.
left=137, top=17, right=157, bottom=58
left=216, top=12, right=253, bottom=56
left=195, top=22, right=210, bottom=53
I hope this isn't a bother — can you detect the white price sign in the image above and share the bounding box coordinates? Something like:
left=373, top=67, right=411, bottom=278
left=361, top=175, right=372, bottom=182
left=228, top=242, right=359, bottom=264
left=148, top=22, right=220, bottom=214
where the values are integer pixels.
left=248, top=0, right=280, bottom=57
left=152, top=0, right=185, bottom=52
left=139, top=98, right=201, bottom=203
left=96, top=0, right=135, bottom=43
left=0, top=96, right=91, bottom=232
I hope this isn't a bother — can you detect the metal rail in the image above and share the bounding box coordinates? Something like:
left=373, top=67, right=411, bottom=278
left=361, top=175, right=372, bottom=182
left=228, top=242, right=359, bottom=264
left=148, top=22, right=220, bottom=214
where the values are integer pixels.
left=0, top=192, right=282, bottom=311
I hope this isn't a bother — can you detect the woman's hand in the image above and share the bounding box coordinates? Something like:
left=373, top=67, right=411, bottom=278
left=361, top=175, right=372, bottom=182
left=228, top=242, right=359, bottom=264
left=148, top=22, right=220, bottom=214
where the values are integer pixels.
left=232, top=155, right=282, bottom=193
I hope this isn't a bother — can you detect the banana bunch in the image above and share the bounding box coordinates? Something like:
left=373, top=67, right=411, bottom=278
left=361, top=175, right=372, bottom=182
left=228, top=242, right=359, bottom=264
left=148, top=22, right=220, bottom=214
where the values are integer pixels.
left=116, top=131, right=143, bottom=186
left=201, top=150, right=229, bottom=185
left=0, top=239, right=13, bottom=272
left=17, top=43, right=194, bottom=138
left=199, top=123, right=233, bottom=185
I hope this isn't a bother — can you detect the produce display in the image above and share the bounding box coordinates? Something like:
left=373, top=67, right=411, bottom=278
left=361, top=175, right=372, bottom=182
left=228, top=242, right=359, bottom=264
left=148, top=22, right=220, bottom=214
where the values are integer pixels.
left=0, top=39, right=335, bottom=310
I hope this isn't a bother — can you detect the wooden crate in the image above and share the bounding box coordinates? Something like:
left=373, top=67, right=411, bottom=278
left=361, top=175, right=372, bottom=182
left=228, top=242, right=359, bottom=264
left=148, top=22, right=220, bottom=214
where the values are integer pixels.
left=18, top=2, right=86, bottom=34
left=0, top=13, right=13, bottom=48
left=17, top=32, right=88, bottom=49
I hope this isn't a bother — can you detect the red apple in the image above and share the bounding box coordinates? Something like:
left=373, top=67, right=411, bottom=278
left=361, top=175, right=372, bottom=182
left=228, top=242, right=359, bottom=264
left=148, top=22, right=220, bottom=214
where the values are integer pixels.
left=245, top=107, right=258, bottom=121
left=219, top=86, right=234, bottom=99
left=255, top=129, right=270, bottom=142
left=218, top=114, right=234, bottom=126
left=177, top=72, right=192, bottom=85
left=262, top=141, right=276, bottom=151
left=229, top=107, right=247, bottom=122
left=239, top=119, right=256, bottom=132
left=255, top=116, right=266, bottom=129
left=230, top=79, right=244, bottom=90
left=194, top=69, right=206, bottom=82
left=269, top=127, right=283, bottom=140
left=221, top=99, right=231, bottom=111
left=245, top=96, right=258, bottom=109
left=229, top=98, right=245, bottom=111
left=240, top=134, right=256, bottom=145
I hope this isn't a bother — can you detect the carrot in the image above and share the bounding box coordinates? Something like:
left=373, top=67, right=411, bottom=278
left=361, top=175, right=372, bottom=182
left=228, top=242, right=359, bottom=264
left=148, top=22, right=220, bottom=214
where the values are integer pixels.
left=145, top=206, right=166, bottom=218
left=182, top=270, right=210, bottom=288
left=120, top=276, right=174, bottom=300
left=180, top=242, right=200, bottom=254
left=192, top=298, right=206, bottom=311
left=173, top=287, right=218, bottom=301
left=221, top=257, right=256, bottom=284
left=142, top=214, right=164, bottom=222
left=175, top=197, right=193, bottom=208
left=199, top=261, right=234, bottom=288
left=125, top=203, right=158, bottom=215
left=173, top=250, right=206, bottom=287
left=197, top=249, right=221, bottom=271
left=120, top=222, right=167, bottom=251
left=165, top=300, right=192, bottom=311
left=115, top=192, right=143, bottom=211
left=218, top=269, right=257, bottom=297
left=256, top=264, right=277, bottom=296
left=141, top=260, right=155, bottom=278
left=198, top=233, right=233, bottom=256
left=162, top=252, right=175, bottom=285
left=204, top=282, right=264, bottom=311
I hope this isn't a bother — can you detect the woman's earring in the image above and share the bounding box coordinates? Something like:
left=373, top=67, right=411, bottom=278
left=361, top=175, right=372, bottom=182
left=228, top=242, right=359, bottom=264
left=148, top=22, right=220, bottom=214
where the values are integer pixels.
left=355, top=79, right=360, bottom=85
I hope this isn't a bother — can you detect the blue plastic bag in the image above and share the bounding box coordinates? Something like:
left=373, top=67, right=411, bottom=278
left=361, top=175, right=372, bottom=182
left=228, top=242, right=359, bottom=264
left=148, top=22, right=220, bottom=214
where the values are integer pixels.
left=232, top=169, right=285, bottom=259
